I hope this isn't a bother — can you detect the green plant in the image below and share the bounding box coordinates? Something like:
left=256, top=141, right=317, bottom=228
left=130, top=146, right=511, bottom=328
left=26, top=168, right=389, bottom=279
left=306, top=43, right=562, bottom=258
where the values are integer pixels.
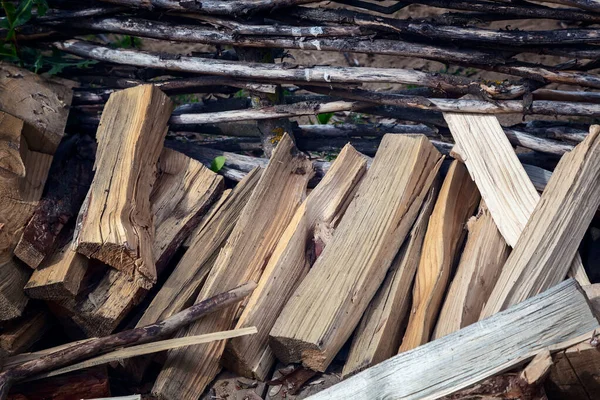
left=317, top=112, right=334, bottom=125
left=0, top=0, right=97, bottom=74
left=210, top=156, right=226, bottom=172
left=111, top=35, right=142, bottom=49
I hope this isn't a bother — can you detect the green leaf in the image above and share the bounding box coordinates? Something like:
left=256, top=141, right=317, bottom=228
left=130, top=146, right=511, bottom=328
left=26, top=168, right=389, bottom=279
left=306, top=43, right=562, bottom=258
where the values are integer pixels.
left=317, top=112, right=334, bottom=125
left=210, top=156, right=226, bottom=173
left=34, top=0, right=48, bottom=17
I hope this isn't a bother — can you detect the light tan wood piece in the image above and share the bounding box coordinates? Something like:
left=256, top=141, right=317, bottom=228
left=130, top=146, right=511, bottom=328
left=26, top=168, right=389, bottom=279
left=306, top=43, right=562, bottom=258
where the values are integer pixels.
left=223, top=144, right=367, bottom=380
left=307, top=279, right=600, bottom=400
left=521, top=348, right=553, bottom=385
left=182, top=188, right=232, bottom=248
left=153, top=134, right=314, bottom=400
left=270, top=134, right=443, bottom=372
left=0, top=113, right=54, bottom=320
left=0, top=112, right=25, bottom=180
left=24, top=241, right=88, bottom=299
left=0, top=310, right=51, bottom=356
left=432, top=202, right=511, bottom=339
left=75, top=85, right=173, bottom=287
left=343, top=179, right=439, bottom=378
left=124, top=168, right=260, bottom=379
left=481, top=125, right=600, bottom=318
left=53, top=149, right=223, bottom=336
left=398, top=160, right=479, bottom=352
left=0, top=62, right=74, bottom=154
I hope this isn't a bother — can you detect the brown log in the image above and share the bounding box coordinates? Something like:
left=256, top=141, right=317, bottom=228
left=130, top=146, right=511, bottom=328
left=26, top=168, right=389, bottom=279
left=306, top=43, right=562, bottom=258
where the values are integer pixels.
left=0, top=282, right=257, bottom=400
left=74, top=85, right=173, bottom=287
left=0, top=310, right=51, bottom=356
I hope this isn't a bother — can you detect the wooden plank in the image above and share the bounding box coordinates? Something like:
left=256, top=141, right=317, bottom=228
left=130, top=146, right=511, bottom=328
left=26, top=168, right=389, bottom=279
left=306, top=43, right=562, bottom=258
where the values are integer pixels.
left=53, top=149, right=223, bottom=336
left=153, top=133, right=314, bottom=400
left=306, top=279, right=600, bottom=400
left=223, top=144, right=367, bottom=380
left=481, top=125, right=600, bottom=318
left=399, top=160, right=479, bottom=352
left=0, top=62, right=74, bottom=154
left=123, top=168, right=259, bottom=380
left=432, top=201, right=511, bottom=339
left=270, top=134, right=443, bottom=372
left=75, top=85, right=173, bottom=286
left=342, top=178, right=439, bottom=378
left=24, top=241, right=88, bottom=300
left=15, top=135, right=95, bottom=269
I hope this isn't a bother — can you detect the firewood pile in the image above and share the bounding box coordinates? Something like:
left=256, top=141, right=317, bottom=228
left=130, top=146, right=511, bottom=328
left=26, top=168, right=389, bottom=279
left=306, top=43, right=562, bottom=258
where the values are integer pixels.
left=1, top=0, right=600, bottom=399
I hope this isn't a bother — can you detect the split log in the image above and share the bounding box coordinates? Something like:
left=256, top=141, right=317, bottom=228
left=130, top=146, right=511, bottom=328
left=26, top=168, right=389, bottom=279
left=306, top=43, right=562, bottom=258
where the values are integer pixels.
left=0, top=113, right=25, bottom=180
left=199, top=371, right=267, bottom=400
left=55, top=40, right=527, bottom=99
left=74, top=85, right=173, bottom=287
left=446, top=114, right=589, bottom=291
left=0, top=112, right=53, bottom=320
left=270, top=134, right=443, bottom=372
left=7, top=367, right=110, bottom=400
left=432, top=202, right=511, bottom=339
left=53, top=148, right=223, bottom=336
left=0, top=283, right=257, bottom=400
left=0, top=63, right=73, bottom=154
left=398, top=160, right=480, bottom=352
left=24, top=242, right=88, bottom=300
left=153, top=134, right=314, bottom=400
left=123, top=168, right=260, bottom=380
left=307, top=279, right=600, bottom=400
left=343, top=178, right=439, bottom=378
left=0, top=310, right=51, bottom=356
left=223, top=144, right=367, bottom=380
left=14, top=135, right=95, bottom=269
left=547, top=340, right=600, bottom=400
left=481, top=125, right=600, bottom=318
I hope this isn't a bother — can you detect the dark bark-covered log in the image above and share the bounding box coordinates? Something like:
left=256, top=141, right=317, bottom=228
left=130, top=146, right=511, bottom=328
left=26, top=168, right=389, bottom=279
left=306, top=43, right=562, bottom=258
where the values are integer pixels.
left=14, top=135, right=95, bottom=269
left=54, top=40, right=528, bottom=99
left=0, top=282, right=256, bottom=400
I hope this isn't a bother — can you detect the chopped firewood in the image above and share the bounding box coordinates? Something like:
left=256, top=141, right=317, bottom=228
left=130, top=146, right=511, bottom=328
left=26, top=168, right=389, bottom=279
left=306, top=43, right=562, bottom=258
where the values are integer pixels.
left=266, top=364, right=342, bottom=400
left=52, top=148, right=223, bottom=336
left=0, top=113, right=53, bottom=320
left=432, top=201, right=511, bottom=339
left=0, top=113, right=25, bottom=180
left=14, top=135, right=95, bottom=269
left=75, top=85, right=174, bottom=287
left=0, top=310, right=51, bottom=356
left=24, top=242, right=88, bottom=300
left=270, top=134, right=442, bottom=372
left=308, top=279, right=599, bottom=400
left=7, top=367, right=110, bottom=400
left=182, top=188, right=231, bottom=248
left=0, top=63, right=74, bottom=154
left=222, top=144, right=366, bottom=380
left=482, top=126, right=600, bottom=318
left=0, top=283, right=257, bottom=399
left=153, top=134, right=314, bottom=400
left=547, top=340, right=600, bottom=400
left=583, top=284, right=600, bottom=316
left=124, top=168, right=258, bottom=380
left=343, top=179, right=439, bottom=378
left=399, top=160, right=479, bottom=352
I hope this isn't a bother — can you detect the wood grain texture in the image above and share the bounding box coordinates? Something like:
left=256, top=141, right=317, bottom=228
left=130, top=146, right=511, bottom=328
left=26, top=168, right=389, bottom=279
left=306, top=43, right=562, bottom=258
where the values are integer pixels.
left=24, top=242, right=88, bottom=300
left=0, top=310, right=51, bottom=356
left=223, top=144, right=367, bottom=380
left=75, top=85, right=173, bottom=286
left=481, top=125, right=600, bottom=318
left=0, top=62, right=74, bottom=154
left=343, top=179, right=439, bottom=378
left=547, top=341, right=600, bottom=400
left=124, top=168, right=259, bottom=380
left=432, top=202, right=510, bottom=339
left=307, top=279, right=600, bottom=400
left=0, top=113, right=25, bottom=180
left=153, top=133, right=314, bottom=400
left=270, top=134, right=443, bottom=372
left=399, top=160, right=479, bottom=352
left=53, top=149, right=222, bottom=336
